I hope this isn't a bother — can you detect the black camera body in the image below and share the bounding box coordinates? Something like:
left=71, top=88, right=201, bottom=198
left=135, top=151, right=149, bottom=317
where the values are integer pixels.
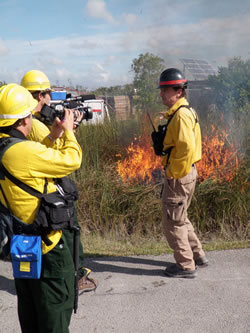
left=40, top=96, right=93, bottom=126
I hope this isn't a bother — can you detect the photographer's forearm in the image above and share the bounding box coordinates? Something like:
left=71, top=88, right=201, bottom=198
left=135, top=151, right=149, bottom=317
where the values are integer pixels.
left=42, top=134, right=63, bottom=148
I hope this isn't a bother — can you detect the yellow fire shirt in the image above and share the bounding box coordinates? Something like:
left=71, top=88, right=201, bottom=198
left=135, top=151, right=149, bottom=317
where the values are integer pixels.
left=0, top=130, right=82, bottom=253
left=162, top=97, right=202, bottom=179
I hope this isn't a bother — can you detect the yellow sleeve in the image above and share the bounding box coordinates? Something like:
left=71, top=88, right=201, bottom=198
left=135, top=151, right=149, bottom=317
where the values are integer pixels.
left=27, top=130, right=82, bottom=179
left=0, top=130, right=81, bottom=223
left=4, top=130, right=82, bottom=186
left=28, top=118, right=64, bottom=149
left=27, top=118, right=50, bottom=142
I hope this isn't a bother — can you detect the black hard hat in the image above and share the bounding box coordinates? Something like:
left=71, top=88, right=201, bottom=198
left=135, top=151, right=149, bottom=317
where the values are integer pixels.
left=158, top=68, right=188, bottom=88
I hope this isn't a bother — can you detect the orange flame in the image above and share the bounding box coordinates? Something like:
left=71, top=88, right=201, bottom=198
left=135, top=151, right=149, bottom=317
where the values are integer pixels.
left=196, top=125, right=239, bottom=182
left=116, top=136, right=162, bottom=183
left=117, top=126, right=239, bottom=184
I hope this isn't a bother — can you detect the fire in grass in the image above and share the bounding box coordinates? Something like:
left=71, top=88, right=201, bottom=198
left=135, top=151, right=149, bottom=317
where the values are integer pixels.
left=116, top=126, right=239, bottom=184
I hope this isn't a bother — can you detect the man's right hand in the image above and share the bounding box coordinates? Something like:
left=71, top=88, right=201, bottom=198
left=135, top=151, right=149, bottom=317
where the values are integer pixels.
left=60, top=109, right=74, bottom=132
left=49, top=109, right=74, bottom=141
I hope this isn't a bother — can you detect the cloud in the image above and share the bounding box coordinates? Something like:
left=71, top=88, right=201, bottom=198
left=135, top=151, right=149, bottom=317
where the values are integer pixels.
left=0, top=38, right=8, bottom=56
left=0, top=7, right=249, bottom=90
left=86, top=0, right=116, bottom=24
left=47, top=63, right=110, bottom=89
left=118, top=12, right=250, bottom=64
left=69, top=39, right=97, bottom=50
left=95, top=63, right=109, bottom=81
left=33, top=54, right=63, bottom=68
left=0, top=67, right=24, bottom=85
left=55, top=68, right=72, bottom=81
left=103, top=55, right=117, bottom=66
left=122, top=13, right=137, bottom=26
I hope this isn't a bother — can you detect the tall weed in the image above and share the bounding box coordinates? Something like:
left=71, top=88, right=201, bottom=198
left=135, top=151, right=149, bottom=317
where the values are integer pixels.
left=75, top=118, right=249, bottom=241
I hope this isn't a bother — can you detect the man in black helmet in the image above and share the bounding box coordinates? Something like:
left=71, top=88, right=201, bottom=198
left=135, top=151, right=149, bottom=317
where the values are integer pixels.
left=157, top=68, right=208, bottom=278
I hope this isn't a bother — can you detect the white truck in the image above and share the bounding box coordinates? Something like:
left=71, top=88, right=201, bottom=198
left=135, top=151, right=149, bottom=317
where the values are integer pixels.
left=50, top=91, right=110, bottom=125
left=81, top=99, right=110, bottom=125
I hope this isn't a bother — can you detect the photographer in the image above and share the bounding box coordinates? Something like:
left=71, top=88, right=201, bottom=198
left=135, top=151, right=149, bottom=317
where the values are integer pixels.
left=155, top=68, right=208, bottom=278
left=20, top=70, right=97, bottom=292
left=0, top=84, right=81, bottom=332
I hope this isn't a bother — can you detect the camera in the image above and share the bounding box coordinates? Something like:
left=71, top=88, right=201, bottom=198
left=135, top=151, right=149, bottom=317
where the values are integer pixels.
left=39, top=96, right=93, bottom=126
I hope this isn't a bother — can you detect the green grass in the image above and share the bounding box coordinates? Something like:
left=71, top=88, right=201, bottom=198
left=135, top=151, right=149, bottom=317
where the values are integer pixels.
left=75, top=117, right=249, bottom=256
left=81, top=233, right=249, bottom=257
left=76, top=162, right=249, bottom=241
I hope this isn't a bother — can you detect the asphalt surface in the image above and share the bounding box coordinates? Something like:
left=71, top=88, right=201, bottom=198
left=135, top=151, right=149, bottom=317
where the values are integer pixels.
left=0, top=248, right=249, bottom=333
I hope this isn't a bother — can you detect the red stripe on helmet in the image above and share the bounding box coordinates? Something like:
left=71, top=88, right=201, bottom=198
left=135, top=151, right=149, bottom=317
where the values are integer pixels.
left=160, top=79, right=187, bottom=86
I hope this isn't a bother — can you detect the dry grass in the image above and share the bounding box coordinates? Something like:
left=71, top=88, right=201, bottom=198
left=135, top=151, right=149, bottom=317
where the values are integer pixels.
left=82, top=233, right=249, bottom=257
left=75, top=118, right=249, bottom=254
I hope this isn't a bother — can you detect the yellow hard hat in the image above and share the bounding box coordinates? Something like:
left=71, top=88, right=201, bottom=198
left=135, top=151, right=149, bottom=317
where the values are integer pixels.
left=21, top=70, right=51, bottom=92
left=0, top=84, right=38, bottom=127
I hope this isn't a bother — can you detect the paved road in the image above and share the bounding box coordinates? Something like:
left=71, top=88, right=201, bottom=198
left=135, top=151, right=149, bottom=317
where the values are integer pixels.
left=0, top=248, right=249, bottom=333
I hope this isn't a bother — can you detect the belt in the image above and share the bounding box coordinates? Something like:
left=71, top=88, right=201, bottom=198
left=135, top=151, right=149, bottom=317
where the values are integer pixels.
left=164, top=163, right=195, bottom=170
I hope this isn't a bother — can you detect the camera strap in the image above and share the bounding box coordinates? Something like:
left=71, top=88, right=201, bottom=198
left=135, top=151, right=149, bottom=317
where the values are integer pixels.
left=165, top=104, right=197, bottom=134
left=0, top=137, right=44, bottom=259
left=0, top=137, right=46, bottom=201
left=0, top=158, right=44, bottom=201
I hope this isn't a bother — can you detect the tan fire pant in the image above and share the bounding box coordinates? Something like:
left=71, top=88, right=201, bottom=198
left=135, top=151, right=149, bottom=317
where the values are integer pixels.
left=162, top=165, right=205, bottom=270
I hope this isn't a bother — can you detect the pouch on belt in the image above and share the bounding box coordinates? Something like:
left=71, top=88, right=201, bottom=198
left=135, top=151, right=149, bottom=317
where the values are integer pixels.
left=10, top=234, right=42, bottom=279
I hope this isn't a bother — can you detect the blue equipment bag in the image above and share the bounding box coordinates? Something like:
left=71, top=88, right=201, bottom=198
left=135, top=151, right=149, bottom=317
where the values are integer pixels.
left=10, top=235, right=42, bottom=279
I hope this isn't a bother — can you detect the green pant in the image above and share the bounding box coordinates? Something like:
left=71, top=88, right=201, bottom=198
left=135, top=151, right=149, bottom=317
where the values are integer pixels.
left=63, top=209, right=85, bottom=269
left=15, top=233, right=74, bottom=333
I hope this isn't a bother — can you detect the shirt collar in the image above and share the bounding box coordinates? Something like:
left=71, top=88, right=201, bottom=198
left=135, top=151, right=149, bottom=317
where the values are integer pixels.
left=164, top=97, right=189, bottom=119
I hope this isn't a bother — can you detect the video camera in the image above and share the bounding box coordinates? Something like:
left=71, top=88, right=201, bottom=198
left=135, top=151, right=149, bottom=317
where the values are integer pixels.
left=40, top=95, right=93, bottom=127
